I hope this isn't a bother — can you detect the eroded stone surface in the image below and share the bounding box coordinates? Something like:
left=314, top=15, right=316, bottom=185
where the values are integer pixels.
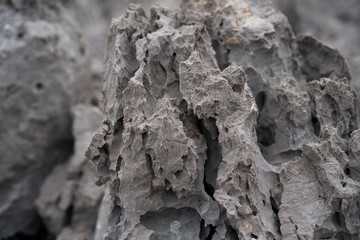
left=272, top=0, right=360, bottom=94
left=85, top=1, right=360, bottom=240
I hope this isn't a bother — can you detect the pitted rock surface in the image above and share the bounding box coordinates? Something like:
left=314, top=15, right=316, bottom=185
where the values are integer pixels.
left=87, top=1, right=360, bottom=239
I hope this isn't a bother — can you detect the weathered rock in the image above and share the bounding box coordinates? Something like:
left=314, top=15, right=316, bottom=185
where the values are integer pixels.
left=87, top=1, right=360, bottom=239
left=36, top=104, right=103, bottom=239
left=181, top=0, right=314, bottom=166
left=272, top=0, right=360, bottom=94
left=297, top=34, right=351, bottom=82
left=307, top=74, right=359, bottom=137
left=279, top=124, right=360, bottom=239
left=0, top=1, right=93, bottom=238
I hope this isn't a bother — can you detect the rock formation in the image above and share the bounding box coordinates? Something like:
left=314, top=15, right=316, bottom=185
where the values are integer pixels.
left=1, top=0, right=360, bottom=239
left=86, top=1, right=360, bottom=239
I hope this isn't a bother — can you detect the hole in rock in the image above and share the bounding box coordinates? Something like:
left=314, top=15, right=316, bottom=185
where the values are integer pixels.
left=200, top=219, right=217, bottom=240
left=90, top=98, right=98, bottom=106
left=113, top=118, right=124, bottom=135
left=251, top=233, right=258, bottom=239
left=344, top=167, right=350, bottom=176
left=255, top=91, right=266, bottom=112
left=35, top=82, right=43, bottom=90
left=205, top=225, right=216, bottom=240
left=332, top=211, right=346, bottom=229
left=17, top=31, right=24, bottom=39
left=211, top=40, right=230, bottom=70
left=116, top=155, right=122, bottom=172
left=225, top=225, right=240, bottom=240
left=63, top=204, right=74, bottom=226
left=232, top=84, right=242, bottom=94
left=178, top=99, right=188, bottom=113
left=257, top=125, right=275, bottom=146
left=312, top=115, right=320, bottom=136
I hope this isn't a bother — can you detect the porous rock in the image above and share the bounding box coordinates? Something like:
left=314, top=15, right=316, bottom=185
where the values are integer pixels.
left=87, top=1, right=360, bottom=239
left=272, top=0, right=360, bottom=94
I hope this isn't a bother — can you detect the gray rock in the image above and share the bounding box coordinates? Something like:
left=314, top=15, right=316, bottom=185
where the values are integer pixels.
left=0, top=1, right=92, bottom=238
left=279, top=124, right=360, bottom=239
left=272, top=0, right=360, bottom=94
left=87, top=1, right=360, bottom=239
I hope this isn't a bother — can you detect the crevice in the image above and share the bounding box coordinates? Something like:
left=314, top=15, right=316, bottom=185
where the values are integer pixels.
left=63, top=204, right=74, bottom=227
left=113, top=118, right=124, bottom=136
left=145, top=154, right=155, bottom=180
left=211, top=40, right=230, bottom=70
left=115, top=155, right=122, bottom=172
left=107, top=202, right=122, bottom=236
left=108, top=206, right=121, bottom=226
left=205, top=225, right=216, bottom=240
left=312, top=114, right=320, bottom=137
left=197, top=117, right=222, bottom=199
left=255, top=91, right=266, bottom=113
left=203, top=173, right=215, bottom=200
left=309, top=100, right=321, bottom=137
left=332, top=211, right=345, bottom=229
left=200, top=219, right=217, bottom=240
left=225, top=224, right=240, bottom=240
left=270, top=196, right=281, bottom=235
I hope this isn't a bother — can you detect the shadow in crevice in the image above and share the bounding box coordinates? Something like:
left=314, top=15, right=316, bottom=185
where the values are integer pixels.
left=197, top=117, right=222, bottom=199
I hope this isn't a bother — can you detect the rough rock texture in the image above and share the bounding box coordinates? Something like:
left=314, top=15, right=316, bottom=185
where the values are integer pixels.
left=0, top=1, right=93, bottom=238
left=272, top=0, right=360, bottom=94
left=87, top=1, right=360, bottom=239
left=60, top=0, right=181, bottom=106
left=36, top=104, right=104, bottom=240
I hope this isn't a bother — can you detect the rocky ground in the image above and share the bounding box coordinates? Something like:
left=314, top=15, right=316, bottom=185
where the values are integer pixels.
left=0, top=0, right=359, bottom=240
